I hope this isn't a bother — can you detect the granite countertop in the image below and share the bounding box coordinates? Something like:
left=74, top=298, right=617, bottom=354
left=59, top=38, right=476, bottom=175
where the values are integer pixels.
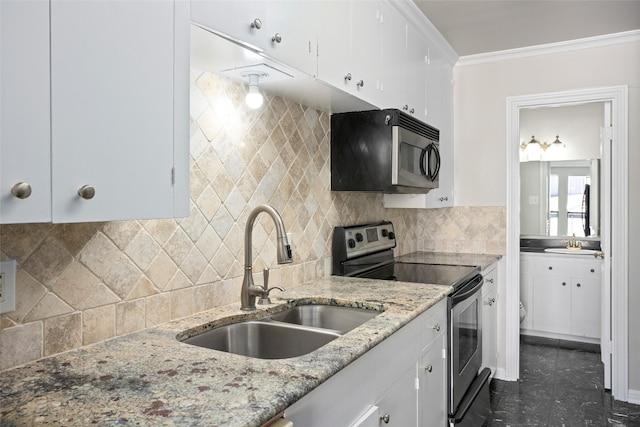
left=395, top=251, right=501, bottom=271
left=0, top=275, right=451, bottom=427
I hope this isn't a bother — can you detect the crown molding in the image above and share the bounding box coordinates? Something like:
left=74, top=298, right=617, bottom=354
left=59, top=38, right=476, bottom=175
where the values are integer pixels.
left=457, top=29, right=640, bottom=67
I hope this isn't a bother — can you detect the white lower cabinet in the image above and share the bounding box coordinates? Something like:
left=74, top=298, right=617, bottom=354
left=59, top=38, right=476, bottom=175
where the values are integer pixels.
left=284, top=299, right=447, bottom=427
left=520, top=253, right=602, bottom=341
left=418, top=334, right=446, bottom=427
left=481, top=263, right=498, bottom=375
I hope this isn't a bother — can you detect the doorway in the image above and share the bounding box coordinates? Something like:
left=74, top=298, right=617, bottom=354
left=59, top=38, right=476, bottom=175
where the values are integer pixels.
left=505, top=86, right=629, bottom=401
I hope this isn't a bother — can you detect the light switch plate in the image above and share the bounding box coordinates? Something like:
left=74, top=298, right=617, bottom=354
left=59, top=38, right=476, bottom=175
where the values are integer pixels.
left=0, top=259, right=17, bottom=313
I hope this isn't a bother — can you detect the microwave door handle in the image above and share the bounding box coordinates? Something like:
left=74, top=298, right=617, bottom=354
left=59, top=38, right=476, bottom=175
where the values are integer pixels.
left=426, top=144, right=441, bottom=181
left=419, top=147, right=428, bottom=176
left=430, top=144, right=441, bottom=180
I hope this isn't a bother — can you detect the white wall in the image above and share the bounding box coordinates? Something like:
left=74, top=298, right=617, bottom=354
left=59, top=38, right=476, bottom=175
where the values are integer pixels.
left=453, top=39, right=640, bottom=392
left=520, top=102, right=603, bottom=162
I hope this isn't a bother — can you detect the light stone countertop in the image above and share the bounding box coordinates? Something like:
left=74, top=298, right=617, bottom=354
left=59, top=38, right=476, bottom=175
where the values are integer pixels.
left=0, top=275, right=452, bottom=427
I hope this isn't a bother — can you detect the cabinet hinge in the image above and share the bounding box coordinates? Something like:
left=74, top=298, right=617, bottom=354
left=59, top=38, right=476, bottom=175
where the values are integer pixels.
left=415, top=377, right=420, bottom=390
left=601, top=126, right=613, bottom=141
left=171, top=167, right=176, bottom=185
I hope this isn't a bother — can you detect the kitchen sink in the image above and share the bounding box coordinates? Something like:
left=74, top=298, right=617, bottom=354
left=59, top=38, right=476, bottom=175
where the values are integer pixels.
left=182, top=321, right=341, bottom=359
left=180, top=304, right=381, bottom=359
left=270, top=304, right=379, bottom=333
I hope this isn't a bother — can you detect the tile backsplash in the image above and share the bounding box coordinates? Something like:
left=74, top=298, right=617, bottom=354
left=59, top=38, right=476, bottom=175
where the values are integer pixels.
left=0, top=70, right=505, bottom=371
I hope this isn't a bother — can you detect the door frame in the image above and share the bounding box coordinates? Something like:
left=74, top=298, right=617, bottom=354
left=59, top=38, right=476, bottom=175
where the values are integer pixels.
left=505, top=85, right=628, bottom=400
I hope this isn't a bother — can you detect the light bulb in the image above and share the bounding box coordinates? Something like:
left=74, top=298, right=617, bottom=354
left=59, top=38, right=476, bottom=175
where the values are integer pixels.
left=245, top=74, right=264, bottom=109
left=245, top=84, right=264, bottom=109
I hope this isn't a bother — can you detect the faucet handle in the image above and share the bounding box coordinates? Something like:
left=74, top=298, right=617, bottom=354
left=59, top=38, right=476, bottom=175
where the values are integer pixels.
left=263, top=268, right=269, bottom=290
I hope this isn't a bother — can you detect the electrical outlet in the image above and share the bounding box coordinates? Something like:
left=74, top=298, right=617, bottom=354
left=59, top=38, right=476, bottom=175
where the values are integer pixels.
left=0, top=259, right=17, bottom=313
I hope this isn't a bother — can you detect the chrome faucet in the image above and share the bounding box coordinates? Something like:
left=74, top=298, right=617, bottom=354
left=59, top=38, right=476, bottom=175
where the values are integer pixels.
left=241, top=205, right=292, bottom=311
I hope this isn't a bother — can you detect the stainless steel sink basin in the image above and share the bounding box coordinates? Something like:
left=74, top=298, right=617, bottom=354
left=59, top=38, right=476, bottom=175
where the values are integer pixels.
left=270, top=305, right=379, bottom=333
left=180, top=304, right=381, bottom=359
left=181, top=321, right=341, bottom=359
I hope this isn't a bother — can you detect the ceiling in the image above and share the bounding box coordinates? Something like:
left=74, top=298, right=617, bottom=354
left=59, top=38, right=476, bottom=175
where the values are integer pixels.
left=413, top=0, right=640, bottom=56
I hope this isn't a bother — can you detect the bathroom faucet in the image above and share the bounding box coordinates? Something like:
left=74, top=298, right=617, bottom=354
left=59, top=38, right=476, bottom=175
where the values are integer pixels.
left=241, top=205, right=292, bottom=311
left=563, top=234, right=583, bottom=249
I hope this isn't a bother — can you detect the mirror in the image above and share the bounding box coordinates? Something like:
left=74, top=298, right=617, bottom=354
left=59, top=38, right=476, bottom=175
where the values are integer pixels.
left=519, top=102, right=604, bottom=238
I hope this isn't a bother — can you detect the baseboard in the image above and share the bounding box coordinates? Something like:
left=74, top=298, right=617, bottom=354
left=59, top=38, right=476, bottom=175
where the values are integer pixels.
left=628, top=389, right=640, bottom=405
left=492, top=367, right=511, bottom=382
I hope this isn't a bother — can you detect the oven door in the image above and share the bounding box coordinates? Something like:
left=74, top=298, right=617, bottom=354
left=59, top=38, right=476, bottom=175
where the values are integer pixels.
left=449, top=275, right=483, bottom=414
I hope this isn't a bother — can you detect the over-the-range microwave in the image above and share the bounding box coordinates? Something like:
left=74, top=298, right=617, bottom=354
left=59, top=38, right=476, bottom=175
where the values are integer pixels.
left=331, top=109, right=440, bottom=194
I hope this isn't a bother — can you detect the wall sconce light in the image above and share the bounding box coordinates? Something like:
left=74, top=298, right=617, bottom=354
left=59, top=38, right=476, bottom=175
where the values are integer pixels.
left=245, top=73, right=264, bottom=109
left=520, top=135, right=562, bottom=151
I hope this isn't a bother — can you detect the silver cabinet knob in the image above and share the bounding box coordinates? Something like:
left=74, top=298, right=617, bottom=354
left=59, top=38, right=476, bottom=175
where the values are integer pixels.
left=577, top=283, right=581, bottom=287
left=403, top=105, right=409, bottom=110
left=380, top=414, right=390, bottom=424
left=432, top=323, right=441, bottom=332
left=11, top=182, right=32, bottom=199
left=424, top=364, right=433, bottom=372
left=250, top=18, right=262, bottom=29
left=344, top=73, right=352, bottom=81
left=439, top=196, right=449, bottom=202
left=272, top=33, right=282, bottom=43
left=486, top=278, right=494, bottom=284
left=78, top=185, right=95, bottom=200
left=357, top=80, right=364, bottom=88
left=409, top=108, right=415, bottom=114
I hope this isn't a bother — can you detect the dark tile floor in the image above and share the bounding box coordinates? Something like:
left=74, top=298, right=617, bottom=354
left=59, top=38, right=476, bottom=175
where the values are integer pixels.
left=488, top=336, right=640, bottom=426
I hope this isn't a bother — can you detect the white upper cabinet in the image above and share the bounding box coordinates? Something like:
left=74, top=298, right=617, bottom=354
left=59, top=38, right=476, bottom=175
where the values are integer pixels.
left=404, top=23, right=429, bottom=121
left=317, top=0, right=382, bottom=108
left=379, top=1, right=407, bottom=110
left=0, top=0, right=52, bottom=224
left=191, top=0, right=317, bottom=76
left=0, top=0, right=190, bottom=224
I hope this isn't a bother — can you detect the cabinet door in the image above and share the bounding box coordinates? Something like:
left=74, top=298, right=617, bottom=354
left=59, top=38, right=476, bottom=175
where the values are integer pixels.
left=571, top=275, right=601, bottom=338
left=266, top=1, right=318, bottom=77
left=50, top=0, right=182, bottom=222
left=482, top=266, right=498, bottom=373
left=316, top=1, right=351, bottom=91
left=379, top=1, right=406, bottom=109
left=405, top=23, right=428, bottom=121
left=423, top=59, right=453, bottom=208
left=190, top=1, right=268, bottom=50
left=349, top=0, right=381, bottom=106
left=377, top=363, right=418, bottom=427
left=0, top=0, right=51, bottom=224
left=418, top=335, right=446, bottom=427
left=532, top=273, right=571, bottom=334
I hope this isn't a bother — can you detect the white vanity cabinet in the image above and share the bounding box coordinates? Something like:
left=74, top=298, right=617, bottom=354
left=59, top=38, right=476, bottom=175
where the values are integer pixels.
left=284, top=299, right=447, bottom=427
left=1, top=0, right=190, bottom=224
left=520, top=253, right=602, bottom=341
left=481, top=263, right=498, bottom=375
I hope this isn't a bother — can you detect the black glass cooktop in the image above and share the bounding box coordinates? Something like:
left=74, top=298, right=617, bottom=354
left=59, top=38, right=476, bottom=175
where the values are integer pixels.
left=392, top=262, right=480, bottom=290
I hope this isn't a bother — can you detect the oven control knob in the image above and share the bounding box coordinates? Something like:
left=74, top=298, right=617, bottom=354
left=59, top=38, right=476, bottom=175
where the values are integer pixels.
left=388, top=231, right=395, bottom=240
left=381, top=229, right=388, bottom=237
left=355, top=233, right=364, bottom=242
left=348, top=238, right=356, bottom=249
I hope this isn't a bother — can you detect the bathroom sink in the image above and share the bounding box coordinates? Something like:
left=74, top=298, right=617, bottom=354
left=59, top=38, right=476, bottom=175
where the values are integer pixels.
left=270, top=305, right=380, bottom=333
left=182, top=321, right=341, bottom=359
left=544, top=248, right=599, bottom=255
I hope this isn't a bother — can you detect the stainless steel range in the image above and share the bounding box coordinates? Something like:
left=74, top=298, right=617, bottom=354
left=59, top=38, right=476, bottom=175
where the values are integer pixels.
left=332, top=221, right=492, bottom=427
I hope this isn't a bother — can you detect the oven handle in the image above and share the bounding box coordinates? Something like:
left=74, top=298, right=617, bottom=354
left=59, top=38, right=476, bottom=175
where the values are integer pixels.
left=450, top=274, right=483, bottom=306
